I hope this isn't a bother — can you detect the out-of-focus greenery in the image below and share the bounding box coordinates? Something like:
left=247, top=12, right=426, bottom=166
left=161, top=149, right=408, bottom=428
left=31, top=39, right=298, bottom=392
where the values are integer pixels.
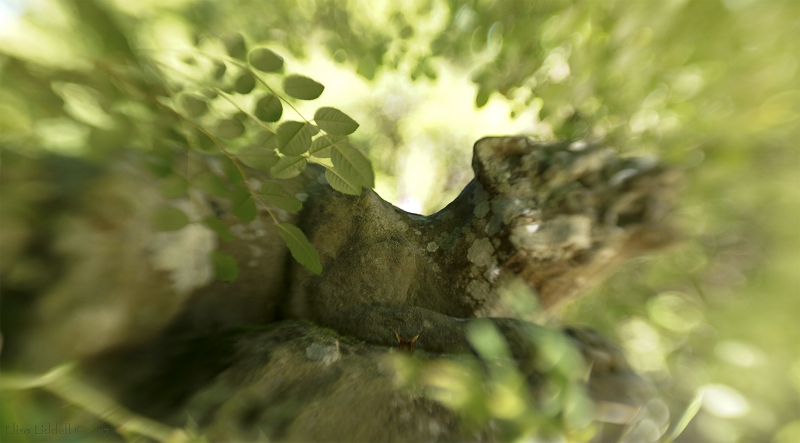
left=0, top=0, right=797, bottom=442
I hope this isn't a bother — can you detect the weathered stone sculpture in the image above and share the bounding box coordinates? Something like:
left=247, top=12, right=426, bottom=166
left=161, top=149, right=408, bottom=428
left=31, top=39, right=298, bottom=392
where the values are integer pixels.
left=9, top=137, right=680, bottom=442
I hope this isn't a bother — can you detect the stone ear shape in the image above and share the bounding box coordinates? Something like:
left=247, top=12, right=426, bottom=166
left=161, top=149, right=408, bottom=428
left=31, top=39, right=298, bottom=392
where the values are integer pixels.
left=471, top=137, right=535, bottom=190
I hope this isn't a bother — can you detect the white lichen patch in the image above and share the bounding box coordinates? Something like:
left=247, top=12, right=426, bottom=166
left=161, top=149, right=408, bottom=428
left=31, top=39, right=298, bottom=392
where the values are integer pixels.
left=427, top=242, right=439, bottom=252
left=248, top=244, right=264, bottom=257
left=483, top=263, right=501, bottom=282
left=305, top=343, right=340, bottom=367
left=474, top=200, right=490, bottom=218
left=471, top=182, right=490, bottom=205
left=148, top=223, right=216, bottom=294
left=467, top=238, right=496, bottom=268
left=230, top=219, right=268, bottom=241
left=466, top=279, right=491, bottom=301
left=510, top=214, right=592, bottom=259
left=395, top=220, right=409, bottom=232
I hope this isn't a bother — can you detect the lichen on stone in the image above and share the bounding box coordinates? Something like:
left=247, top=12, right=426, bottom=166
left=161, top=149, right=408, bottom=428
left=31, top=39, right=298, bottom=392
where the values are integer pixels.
left=467, top=237, right=495, bottom=268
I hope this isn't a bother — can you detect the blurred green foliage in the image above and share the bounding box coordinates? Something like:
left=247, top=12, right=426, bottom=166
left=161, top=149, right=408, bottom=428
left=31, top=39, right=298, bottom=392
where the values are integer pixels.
left=0, top=0, right=798, bottom=442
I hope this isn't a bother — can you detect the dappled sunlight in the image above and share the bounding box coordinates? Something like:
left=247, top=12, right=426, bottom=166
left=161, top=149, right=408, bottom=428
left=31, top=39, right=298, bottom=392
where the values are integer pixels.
left=1, top=0, right=798, bottom=441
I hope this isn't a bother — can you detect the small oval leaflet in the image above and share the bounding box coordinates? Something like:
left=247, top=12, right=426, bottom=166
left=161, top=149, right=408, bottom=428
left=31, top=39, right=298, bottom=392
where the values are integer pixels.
left=260, top=182, right=302, bottom=212
left=276, top=121, right=318, bottom=155
left=224, top=32, right=247, bottom=60
left=308, top=135, right=347, bottom=158
left=283, top=75, right=324, bottom=100
left=231, top=185, right=257, bottom=222
left=203, top=216, right=233, bottom=241
left=212, top=60, right=227, bottom=80
left=212, top=250, right=240, bottom=282
left=152, top=207, right=190, bottom=232
left=160, top=174, right=188, bottom=198
left=325, top=168, right=361, bottom=195
left=277, top=223, right=321, bottom=274
left=236, top=145, right=279, bottom=171
left=249, top=47, right=284, bottom=72
left=270, top=155, right=307, bottom=179
left=194, top=172, right=229, bottom=197
left=179, top=93, right=208, bottom=118
left=314, top=107, right=359, bottom=135
left=233, top=71, right=256, bottom=94
left=331, top=141, right=375, bottom=188
left=215, top=118, right=245, bottom=139
left=255, top=93, right=282, bottom=122
left=199, top=88, right=218, bottom=99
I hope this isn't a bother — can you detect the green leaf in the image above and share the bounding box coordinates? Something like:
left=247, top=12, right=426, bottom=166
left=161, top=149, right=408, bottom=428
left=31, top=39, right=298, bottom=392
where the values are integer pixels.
left=160, top=174, right=188, bottom=198
left=254, top=93, right=282, bottom=122
left=190, top=130, right=217, bottom=153
left=277, top=223, right=321, bottom=274
left=231, top=186, right=257, bottom=222
left=152, top=207, right=190, bottom=231
left=331, top=141, right=375, bottom=188
left=283, top=75, right=324, bottom=100
left=193, top=172, right=229, bottom=197
left=314, top=107, right=359, bottom=135
left=270, top=155, right=307, bottom=179
left=260, top=182, right=302, bottom=212
left=199, top=88, right=218, bottom=99
left=664, top=390, right=704, bottom=443
left=475, top=86, right=491, bottom=108
left=215, top=118, right=245, bottom=139
left=248, top=47, right=284, bottom=72
left=276, top=121, right=318, bottom=155
left=236, top=144, right=279, bottom=171
left=466, top=320, right=512, bottom=361
left=233, top=71, right=256, bottom=94
left=219, top=156, right=244, bottom=184
left=211, top=250, right=239, bottom=282
left=203, top=216, right=233, bottom=241
left=179, top=93, right=208, bottom=118
left=223, top=32, right=247, bottom=60
left=212, top=60, right=226, bottom=80
left=308, top=135, right=347, bottom=158
left=325, top=168, right=361, bottom=195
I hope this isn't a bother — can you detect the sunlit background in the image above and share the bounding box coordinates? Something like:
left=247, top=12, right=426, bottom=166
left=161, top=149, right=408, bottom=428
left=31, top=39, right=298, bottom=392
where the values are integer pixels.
left=0, top=0, right=798, bottom=441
